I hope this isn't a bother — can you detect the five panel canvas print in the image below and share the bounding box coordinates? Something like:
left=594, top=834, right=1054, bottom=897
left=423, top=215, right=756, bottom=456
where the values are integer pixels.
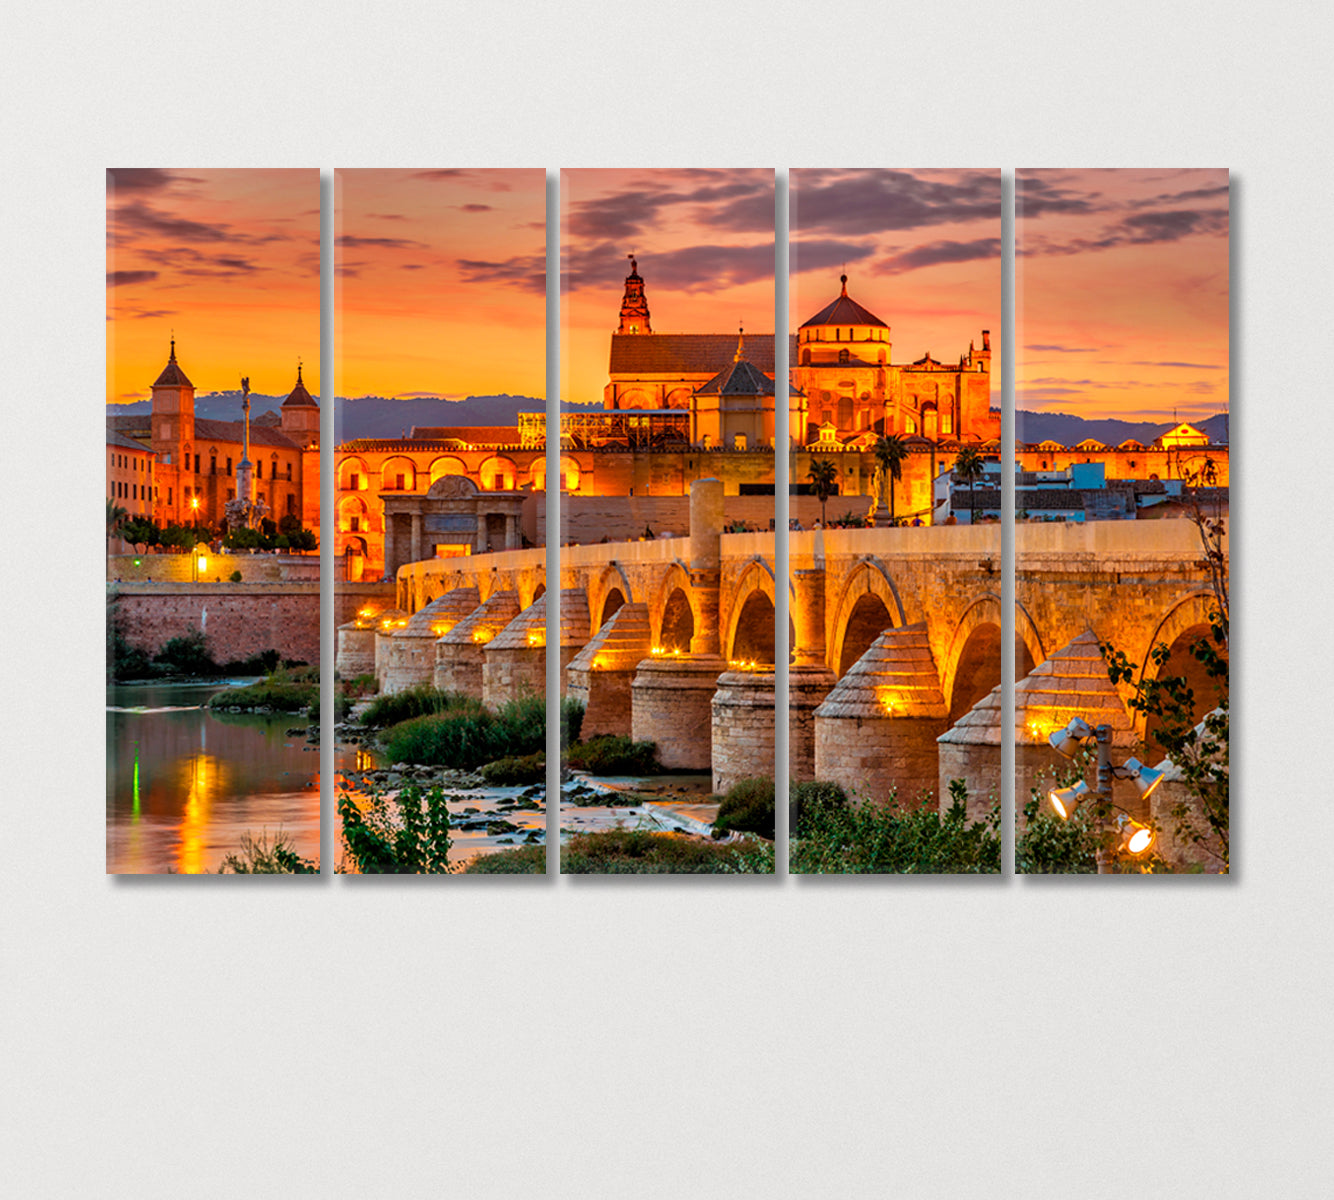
left=106, top=167, right=1229, bottom=875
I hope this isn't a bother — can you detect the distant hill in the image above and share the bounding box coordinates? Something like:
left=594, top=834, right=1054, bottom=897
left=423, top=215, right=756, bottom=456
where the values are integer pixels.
left=109, top=392, right=605, bottom=442
left=108, top=391, right=288, bottom=422
left=109, top=395, right=1229, bottom=448
left=333, top=395, right=603, bottom=440
left=1017, top=410, right=1230, bottom=446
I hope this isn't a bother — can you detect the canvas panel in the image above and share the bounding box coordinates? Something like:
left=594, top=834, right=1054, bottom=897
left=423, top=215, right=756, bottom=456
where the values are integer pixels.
left=331, top=168, right=548, bottom=874
left=1015, top=168, right=1230, bottom=874
left=558, top=168, right=778, bottom=874
left=788, top=168, right=1003, bottom=874
left=106, top=168, right=322, bottom=874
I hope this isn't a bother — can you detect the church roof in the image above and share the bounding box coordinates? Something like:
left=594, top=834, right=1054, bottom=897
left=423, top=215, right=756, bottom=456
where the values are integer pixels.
left=407, top=425, right=520, bottom=445
left=609, top=332, right=797, bottom=376
left=799, top=277, right=888, bottom=330
left=696, top=357, right=776, bottom=397
left=193, top=417, right=301, bottom=450
left=107, top=426, right=152, bottom=454
left=153, top=339, right=193, bottom=388
left=282, top=364, right=318, bottom=408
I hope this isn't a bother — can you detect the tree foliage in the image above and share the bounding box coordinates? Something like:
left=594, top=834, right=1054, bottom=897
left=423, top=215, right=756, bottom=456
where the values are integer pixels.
left=338, top=782, right=454, bottom=874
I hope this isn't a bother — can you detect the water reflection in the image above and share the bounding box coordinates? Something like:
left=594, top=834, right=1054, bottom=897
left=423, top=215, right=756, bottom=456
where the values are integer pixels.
left=106, top=680, right=338, bottom=874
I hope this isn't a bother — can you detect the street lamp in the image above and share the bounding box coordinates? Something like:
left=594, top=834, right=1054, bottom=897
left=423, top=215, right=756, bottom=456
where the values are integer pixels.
left=1046, top=718, right=1163, bottom=873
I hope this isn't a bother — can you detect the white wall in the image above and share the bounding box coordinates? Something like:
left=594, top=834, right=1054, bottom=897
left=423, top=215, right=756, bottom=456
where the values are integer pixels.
left=4, top=2, right=1328, bottom=1197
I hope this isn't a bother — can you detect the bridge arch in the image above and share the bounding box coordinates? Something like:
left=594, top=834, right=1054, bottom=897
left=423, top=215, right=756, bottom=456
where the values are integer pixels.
left=723, top=557, right=789, bottom=665
left=941, top=593, right=1003, bottom=725
left=1136, top=589, right=1228, bottom=751
left=588, top=562, right=636, bottom=633
left=648, top=561, right=694, bottom=650
left=828, top=557, right=907, bottom=678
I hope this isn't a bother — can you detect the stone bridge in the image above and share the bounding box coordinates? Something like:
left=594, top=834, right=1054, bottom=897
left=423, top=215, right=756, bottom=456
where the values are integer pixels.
left=340, top=478, right=1224, bottom=813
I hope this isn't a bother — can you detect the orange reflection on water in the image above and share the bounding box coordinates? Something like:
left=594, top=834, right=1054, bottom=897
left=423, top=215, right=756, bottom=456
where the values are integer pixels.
left=174, top=752, right=229, bottom=874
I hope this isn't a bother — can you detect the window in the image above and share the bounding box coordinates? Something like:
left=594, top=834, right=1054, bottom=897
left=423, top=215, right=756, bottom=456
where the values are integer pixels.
left=226, top=457, right=232, bottom=474
left=210, top=454, right=216, bottom=475
left=193, top=454, right=200, bottom=474
left=286, top=463, right=292, bottom=481
left=257, top=460, right=263, bottom=479
left=167, top=488, right=172, bottom=505
left=838, top=349, right=850, bottom=364
left=941, top=413, right=953, bottom=434
left=350, top=516, right=361, bottom=532
left=349, top=472, right=360, bottom=491
left=396, top=474, right=406, bottom=490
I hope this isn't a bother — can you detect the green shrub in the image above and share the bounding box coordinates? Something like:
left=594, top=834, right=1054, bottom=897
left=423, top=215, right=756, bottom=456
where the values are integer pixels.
left=338, top=783, right=453, bottom=874
left=218, top=829, right=317, bottom=874
left=154, top=631, right=218, bottom=676
left=560, top=829, right=771, bottom=874
left=790, top=780, right=1000, bottom=874
left=229, top=570, right=243, bottom=582
left=361, top=685, right=478, bottom=728
left=463, top=845, right=546, bottom=874
left=565, top=735, right=658, bottom=776
left=479, top=752, right=546, bottom=786
left=379, top=691, right=548, bottom=769
left=790, top=780, right=848, bottom=836
left=560, top=696, right=585, bottom=747
left=713, top=777, right=775, bottom=839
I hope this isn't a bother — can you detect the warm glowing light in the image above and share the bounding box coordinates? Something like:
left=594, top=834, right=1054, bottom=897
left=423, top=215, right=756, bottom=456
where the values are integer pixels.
left=1048, top=780, right=1091, bottom=820
left=197, top=555, right=208, bottom=573
left=527, top=630, right=545, bottom=647
left=191, top=497, right=200, bottom=511
left=1116, top=814, right=1156, bottom=857
left=473, top=628, right=493, bottom=644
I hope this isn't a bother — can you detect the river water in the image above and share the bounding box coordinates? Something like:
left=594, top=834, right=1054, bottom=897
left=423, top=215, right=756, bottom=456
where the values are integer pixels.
left=106, top=679, right=336, bottom=874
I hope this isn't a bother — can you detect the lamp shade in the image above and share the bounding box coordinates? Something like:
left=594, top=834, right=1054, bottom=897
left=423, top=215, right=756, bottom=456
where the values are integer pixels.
left=1048, top=780, right=1091, bottom=820
left=1121, top=756, right=1165, bottom=800
left=1115, top=814, right=1155, bottom=856
left=1048, top=717, right=1094, bottom=759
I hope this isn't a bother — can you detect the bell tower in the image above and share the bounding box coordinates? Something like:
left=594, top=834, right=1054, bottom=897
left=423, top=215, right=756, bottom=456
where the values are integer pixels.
left=150, top=337, right=194, bottom=467
left=617, top=254, right=652, bottom=334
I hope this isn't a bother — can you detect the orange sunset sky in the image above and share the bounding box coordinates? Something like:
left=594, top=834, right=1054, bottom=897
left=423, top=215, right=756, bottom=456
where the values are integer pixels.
left=335, top=169, right=546, bottom=401
left=106, top=169, right=320, bottom=405
left=791, top=167, right=1001, bottom=404
left=562, top=168, right=776, bottom=402
left=1019, top=168, right=1230, bottom=423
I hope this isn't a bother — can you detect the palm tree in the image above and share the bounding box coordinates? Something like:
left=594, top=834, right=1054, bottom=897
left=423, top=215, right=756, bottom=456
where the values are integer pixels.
left=807, top=457, right=838, bottom=527
left=953, top=446, right=985, bottom=524
left=873, top=434, right=909, bottom=525
left=106, top=498, right=129, bottom=542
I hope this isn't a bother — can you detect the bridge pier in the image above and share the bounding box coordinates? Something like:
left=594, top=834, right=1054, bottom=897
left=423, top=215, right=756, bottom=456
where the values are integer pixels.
left=483, top=593, right=551, bottom=707
left=383, top=586, right=479, bottom=695
left=434, top=590, right=520, bottom=699
left=711, top=669, right=776, bottom=793
left=372, top=609, right=408, bottom=690
left=565, top=602, right=651, bottom=739
left=789, top=560, right=837, bottom=780
left=813, top=623, right=946, bottom=806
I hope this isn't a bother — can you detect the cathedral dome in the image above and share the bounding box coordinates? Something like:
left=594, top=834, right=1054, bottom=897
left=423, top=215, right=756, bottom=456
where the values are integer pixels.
left=799, top=275, right=888, bottom=331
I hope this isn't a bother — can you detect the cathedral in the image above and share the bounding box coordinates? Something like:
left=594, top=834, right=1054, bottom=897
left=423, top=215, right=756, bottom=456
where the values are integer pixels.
left=604, top=257, right=1000, bottom=447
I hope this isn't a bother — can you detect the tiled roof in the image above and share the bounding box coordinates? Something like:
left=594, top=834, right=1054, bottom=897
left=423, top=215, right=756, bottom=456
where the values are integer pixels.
left=609, top=333, right=797, bottom=376
left=282, top=368, right=318, bottom=409
left=696, top=358, right=776, bottom=397
left=153, top=347, right=193, bottom=388
left=407, top=426, right=520, bottom=444
left=107, top=427, right=152, bottom=453
left=800, top=282, right=888, bottom=330
left=193, top=417, right=300, bottom=450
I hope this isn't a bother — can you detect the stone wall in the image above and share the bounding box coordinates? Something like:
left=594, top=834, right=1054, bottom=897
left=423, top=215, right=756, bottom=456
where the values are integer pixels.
left=815, top=715, right=945, bottom=808
left=107, top=582, right=320, bottom=666
left=711, top=671, right=776, bottom=794
left=107, top=552, right=319, bottom=583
